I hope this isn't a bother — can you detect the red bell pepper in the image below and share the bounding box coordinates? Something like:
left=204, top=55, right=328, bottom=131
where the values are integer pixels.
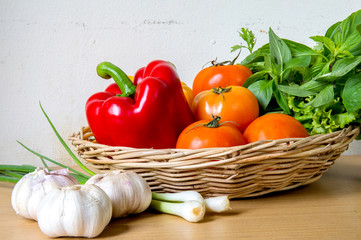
left=85, top=60, right=195, bottom=149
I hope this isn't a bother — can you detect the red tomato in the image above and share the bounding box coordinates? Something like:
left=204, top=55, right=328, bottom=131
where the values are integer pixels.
left=243, top=113, right=309, bottom=143
left=176, top=116, right=246, bottom=149
left=192, top=64, right=252, bottom=97
left=192, top=86, right=259, bottom=133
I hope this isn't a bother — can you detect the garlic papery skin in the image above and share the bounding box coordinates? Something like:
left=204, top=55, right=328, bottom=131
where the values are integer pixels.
left=86, top=170, right=152, bottom=218
left=11, top=168, right=79, bottom=220
left=37, top=184, right=112, bottom=238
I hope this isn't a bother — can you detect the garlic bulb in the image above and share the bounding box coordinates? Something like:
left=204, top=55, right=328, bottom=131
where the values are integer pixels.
left=86, top=170, right=152, bottom=218
left=37, top=184, right=112, bottom=238
left=11, top=168, right=78, bottom=220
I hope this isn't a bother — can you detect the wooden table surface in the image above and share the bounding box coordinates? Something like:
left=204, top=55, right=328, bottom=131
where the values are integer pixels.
left=1, top=155, right=360, bottom=240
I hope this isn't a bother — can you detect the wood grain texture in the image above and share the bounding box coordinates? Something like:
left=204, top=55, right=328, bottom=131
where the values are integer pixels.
left=1, top=155, right=360, bottom=240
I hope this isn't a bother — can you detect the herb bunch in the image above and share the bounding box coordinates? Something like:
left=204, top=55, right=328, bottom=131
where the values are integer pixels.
left=236, top=10, right=361, bottom=136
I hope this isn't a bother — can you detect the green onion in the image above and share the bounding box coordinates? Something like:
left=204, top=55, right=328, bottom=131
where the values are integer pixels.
left=0, top=164, right=36, bottom=172
left=150, top=199, right=205, bottom=223
left=39, top=157, right=50, bottom=171
left=204, top=196, right=231, bottom=213
left=39, top=101, right=95, bottom=176
left=152, top=191, right=204, bottom=203
left=0, top=170, right=24, bottom=179
left=69, top=173, right=90, bottom=185
left=151, top=191, right=231, bottom=213
left=17, top=140, right=90, bottom=180
left=0, top=175, right=21, bottom=183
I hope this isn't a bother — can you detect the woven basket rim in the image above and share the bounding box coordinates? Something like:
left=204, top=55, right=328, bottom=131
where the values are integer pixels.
left=69, top=125, right=360, bottom=169
left=71, top=124, right=360, bottom=150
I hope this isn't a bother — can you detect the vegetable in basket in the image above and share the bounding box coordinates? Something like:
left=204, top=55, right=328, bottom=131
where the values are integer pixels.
left=176, top=115, right=246, bottom=149
left=86, top=60, right=195, bottom=148
left=238, top=10, right=361, bottom=136
left=192, top=62, right=253, bottom=97
left=192, top=29, right=255, bottom=97
left=181, top=81, right=194, bottom=107
left=192, top=86, right=259, bottom=132
left=243, top=113, right=309, bottom=143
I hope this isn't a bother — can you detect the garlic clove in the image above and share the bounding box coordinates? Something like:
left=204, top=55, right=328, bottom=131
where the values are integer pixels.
left=11, top=168, right=79, bottom=220
left=37, top=184, right=112, bottom=238
left=86, top=170, right=152, bottom=218
left=11, top=173, right=34, bottom=219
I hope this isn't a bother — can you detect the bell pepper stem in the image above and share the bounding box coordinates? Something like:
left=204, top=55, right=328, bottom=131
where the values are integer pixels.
left=97, top=62, right=136, bottom=97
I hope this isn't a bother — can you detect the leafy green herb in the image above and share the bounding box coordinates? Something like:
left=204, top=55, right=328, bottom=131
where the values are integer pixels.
left=248, top=80, right=273, bottom=110
left=342, top=73, right=361, bottom=112
left=237, top=9, right=361, bottom=135
left=232, top=27, right=256, bottom=54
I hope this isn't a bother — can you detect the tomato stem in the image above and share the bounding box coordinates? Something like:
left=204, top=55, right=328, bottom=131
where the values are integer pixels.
left=185, top=115, right=221, bottom=134
left=205, top=115, right=222, bottom=128
left=212, top=86, right=232, bottom=101
left=210, top=48, right=242, bottom=66
left=230, top=48, right=242, bottom=65
left=185, top=115, right=239, bottom=134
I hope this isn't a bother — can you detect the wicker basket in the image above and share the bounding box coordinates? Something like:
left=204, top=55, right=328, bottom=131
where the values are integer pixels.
left=69, top=125, right=359, bottom=199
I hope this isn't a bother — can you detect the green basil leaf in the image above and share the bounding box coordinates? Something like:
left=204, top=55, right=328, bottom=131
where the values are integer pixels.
left=307, top=85, right=334, bottom=107
left=264, top=53, right=274, bottom=71
left=330, top=9, right=361, bottom=44
left=304, top=62, right=328, bottom=81
left=285, top=55, right=311, bottom=69
left=350, top=41, right=361, bottom=56
left=283, top=39, right=319, bottom=57
left=243, top=70, right=269, bottom=88
left=273, top=81, right=291, bottom=114
left=332, top=55, right=361, bottom=73
left=269, top=28, right=292, bottom=68
left=325, top=21, right=341, bottom=39
left=241, top=44, right=270, bottom=65
left=248, top=80, right=274, bottom=110
left=300, top=79, right=330, bottom=92
left=242, top=39, right=318, bottom=66
left=312, top=56, right=361, bottom=82
left=310, top=35, right=336, bottom=53
left=278, top=84, right=317, bottom=97
left=340, top=30, right=361, bottom=52
left=341, top=10, right=361, bottom=39
left=342, top=73, right=361, bottom=112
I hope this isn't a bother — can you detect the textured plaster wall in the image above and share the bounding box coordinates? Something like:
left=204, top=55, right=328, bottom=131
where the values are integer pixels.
left=1, top=0, right=361, bottom=166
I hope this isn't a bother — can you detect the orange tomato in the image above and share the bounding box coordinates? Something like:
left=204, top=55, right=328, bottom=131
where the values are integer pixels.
left=176, top=116, right=246, bottom=149
left=243, top=113, right=309, bottom=143
left=181, top=82, right=194, bottom=107
left=192, top=86, right=259, bottom=133
left=192, top=64, right=252, bottom=97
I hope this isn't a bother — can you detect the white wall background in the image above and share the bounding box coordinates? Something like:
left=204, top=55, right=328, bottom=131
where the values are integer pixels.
left=1, top=0, right=361, bottom=167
